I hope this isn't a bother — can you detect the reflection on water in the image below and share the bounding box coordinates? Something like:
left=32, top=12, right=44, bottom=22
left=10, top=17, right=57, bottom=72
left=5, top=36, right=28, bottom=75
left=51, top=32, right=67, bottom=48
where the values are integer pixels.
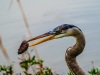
left=0, top=0, right=100, bottom=74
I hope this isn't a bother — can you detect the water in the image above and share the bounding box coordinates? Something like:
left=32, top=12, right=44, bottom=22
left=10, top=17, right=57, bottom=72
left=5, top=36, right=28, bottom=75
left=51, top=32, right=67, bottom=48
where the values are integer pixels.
left=0, top=0, right=100, bottom=74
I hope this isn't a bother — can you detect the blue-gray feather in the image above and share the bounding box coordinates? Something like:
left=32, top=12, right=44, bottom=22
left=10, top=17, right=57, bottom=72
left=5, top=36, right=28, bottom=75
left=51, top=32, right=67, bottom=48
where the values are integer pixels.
left=53, top=24, right=82, bottom=33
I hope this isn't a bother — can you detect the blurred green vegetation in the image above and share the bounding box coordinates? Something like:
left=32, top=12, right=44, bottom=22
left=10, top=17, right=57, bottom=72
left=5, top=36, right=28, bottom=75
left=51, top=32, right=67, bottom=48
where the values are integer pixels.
left=0, top=51, right=100, bottom=75
left=67, top=61, right=100, bottom=75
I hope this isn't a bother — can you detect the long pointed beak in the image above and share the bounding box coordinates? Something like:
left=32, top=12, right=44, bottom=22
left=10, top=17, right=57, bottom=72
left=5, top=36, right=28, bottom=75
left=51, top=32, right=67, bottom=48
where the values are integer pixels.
left=27, top=32, right=55, bottom=43
left=29, top=34, right=55, bottom=47
left=18, top=32, right=55, bottom=54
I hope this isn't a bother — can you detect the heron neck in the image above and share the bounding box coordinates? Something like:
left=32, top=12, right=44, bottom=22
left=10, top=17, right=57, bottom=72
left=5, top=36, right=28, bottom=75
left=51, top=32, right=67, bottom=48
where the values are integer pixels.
left=74, top=32, right=86, bottom=57
left=65, top=32, right=86, bottom=75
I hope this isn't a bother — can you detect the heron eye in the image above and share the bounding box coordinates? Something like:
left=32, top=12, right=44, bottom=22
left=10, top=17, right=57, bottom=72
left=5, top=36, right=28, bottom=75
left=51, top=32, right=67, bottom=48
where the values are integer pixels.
left=61, top=30, right=65, bottom=33
left=54, top=30, right=62, bottom=35
left=52, top=27, right=62, bottom=34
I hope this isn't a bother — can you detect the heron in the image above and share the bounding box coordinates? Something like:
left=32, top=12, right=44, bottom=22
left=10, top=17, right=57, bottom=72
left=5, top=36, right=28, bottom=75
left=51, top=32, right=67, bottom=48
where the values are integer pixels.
left=18, top=24, right=86, bottom=75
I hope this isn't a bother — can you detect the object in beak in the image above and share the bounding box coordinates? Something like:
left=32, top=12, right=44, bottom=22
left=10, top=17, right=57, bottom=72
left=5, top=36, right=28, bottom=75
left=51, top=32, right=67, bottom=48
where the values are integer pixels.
left=18, top=32, right=55, bottom=54
left=18, top=40, right=29, bottom=54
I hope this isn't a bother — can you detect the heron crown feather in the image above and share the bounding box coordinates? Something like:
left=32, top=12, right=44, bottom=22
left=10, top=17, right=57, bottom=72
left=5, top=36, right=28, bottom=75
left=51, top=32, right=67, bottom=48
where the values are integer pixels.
left=50, top=24, right=82, bottom=35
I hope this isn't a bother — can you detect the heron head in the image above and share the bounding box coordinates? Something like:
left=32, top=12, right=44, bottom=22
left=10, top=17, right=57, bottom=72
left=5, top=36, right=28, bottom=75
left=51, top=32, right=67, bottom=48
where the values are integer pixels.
left=49, top=24, right=82, bottom=39
left=18, top=24, right=81, bottom=54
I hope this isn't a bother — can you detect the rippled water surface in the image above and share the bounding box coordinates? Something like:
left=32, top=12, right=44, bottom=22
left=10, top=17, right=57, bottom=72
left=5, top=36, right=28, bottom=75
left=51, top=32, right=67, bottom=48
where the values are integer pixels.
left=0, top=0, right=100, bottom=74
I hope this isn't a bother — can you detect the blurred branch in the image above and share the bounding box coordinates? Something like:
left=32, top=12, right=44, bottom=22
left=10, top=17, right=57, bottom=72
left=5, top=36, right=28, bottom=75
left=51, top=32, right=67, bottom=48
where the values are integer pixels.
left=17, top=0, right=40, bottom=60
left=0, top=36, right=11, bottom=64
left=8, top=0, right=14, bottom=11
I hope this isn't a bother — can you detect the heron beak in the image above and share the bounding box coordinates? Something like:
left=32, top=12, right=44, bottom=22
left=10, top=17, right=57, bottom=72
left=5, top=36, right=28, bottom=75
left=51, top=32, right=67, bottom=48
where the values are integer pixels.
left=18, top=32, right=55, bottom=54
left=28, top=32, right=55, bottom=47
